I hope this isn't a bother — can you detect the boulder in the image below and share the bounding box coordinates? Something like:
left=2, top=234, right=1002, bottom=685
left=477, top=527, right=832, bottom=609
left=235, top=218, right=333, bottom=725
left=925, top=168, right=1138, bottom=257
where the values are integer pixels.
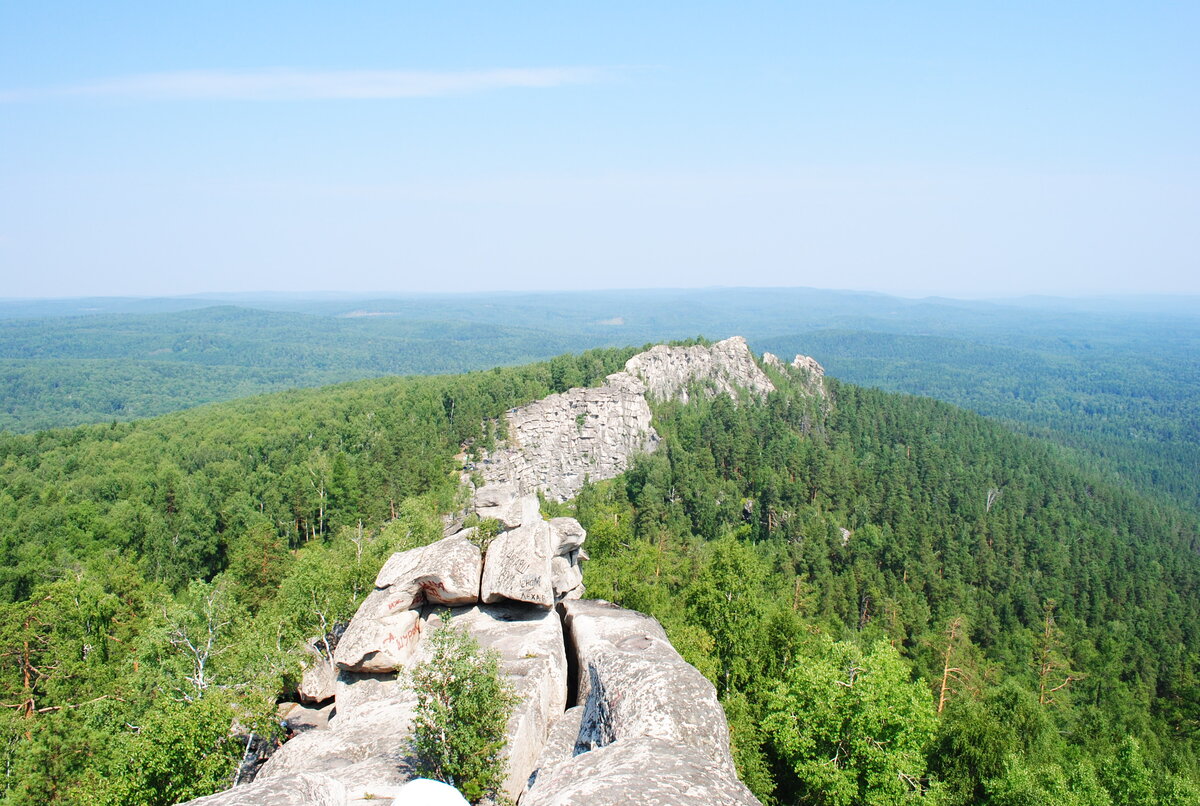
left=333, top=589, right=422, bottom=673
left=551, top=554, right=583, bottom=599
left=549, top=517, right=587, bottom=554
left=480, top=516, right=555, bottom=607
left=473, top=483, right=526, bottom=528
left=336, top=535, right=482, bottom=673
left=521, top=599, right=761, bottom=806
left=279, top=701, right=334, bottom=733
left=298, top=637, right=337, bottom=704
left=373, top=535, right=482, bottom=605
left=561, top=598, right=740, bottom=775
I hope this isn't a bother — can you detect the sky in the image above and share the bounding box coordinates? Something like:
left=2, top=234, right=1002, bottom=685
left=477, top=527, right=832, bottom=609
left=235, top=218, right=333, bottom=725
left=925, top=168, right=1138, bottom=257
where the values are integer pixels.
left=1, top=2, right=1197, bottom=299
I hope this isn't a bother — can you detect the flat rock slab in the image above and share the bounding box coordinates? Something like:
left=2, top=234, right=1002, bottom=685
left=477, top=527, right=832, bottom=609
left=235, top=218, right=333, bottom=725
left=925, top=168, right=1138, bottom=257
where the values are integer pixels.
left=521, top=736, right=760, bottom=806
left=180, top=772, right=349, bottom=806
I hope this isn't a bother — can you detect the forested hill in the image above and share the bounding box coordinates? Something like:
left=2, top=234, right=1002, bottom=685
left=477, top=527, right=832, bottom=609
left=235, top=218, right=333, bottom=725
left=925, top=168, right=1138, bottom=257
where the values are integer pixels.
left=0, top=343, right=1198, bottom=804
left=3, top=288, right=1197, bottom=521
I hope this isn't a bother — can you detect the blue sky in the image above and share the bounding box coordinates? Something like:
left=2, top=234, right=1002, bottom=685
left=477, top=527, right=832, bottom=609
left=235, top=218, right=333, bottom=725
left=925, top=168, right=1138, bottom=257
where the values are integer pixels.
left=1, top=2, right=1196, bottom=298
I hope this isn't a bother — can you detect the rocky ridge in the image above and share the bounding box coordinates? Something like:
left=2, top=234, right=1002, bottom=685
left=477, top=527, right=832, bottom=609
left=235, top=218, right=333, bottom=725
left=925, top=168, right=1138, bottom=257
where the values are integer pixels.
left=479, top=336, right=780, bottom=502
left=182, top=339, right=824, bottom=806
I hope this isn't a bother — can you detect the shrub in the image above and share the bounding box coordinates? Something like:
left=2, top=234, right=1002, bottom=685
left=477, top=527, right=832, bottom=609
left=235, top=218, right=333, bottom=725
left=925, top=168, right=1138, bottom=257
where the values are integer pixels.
left=409, top=618, right=518, bottom=804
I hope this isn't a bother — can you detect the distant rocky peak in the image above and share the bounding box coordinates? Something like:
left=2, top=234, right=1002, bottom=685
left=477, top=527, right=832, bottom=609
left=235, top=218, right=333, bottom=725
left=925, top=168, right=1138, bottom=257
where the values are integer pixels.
left=623, top=336, right=774, bottom=403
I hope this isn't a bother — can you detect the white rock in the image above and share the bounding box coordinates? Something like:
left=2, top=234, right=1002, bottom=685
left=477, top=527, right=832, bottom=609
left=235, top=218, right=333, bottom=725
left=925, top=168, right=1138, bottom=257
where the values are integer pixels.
left=373, top=535, right=482, bottom=604
left=297, top=635, right=337, bottom=704
left=333, top=591, right=422, bottom=673
left=549, top=517, right=587, bottom=555
left=623, top=336, right=774, bottom=404
left=428, top=602, right=568, bottom=803
left=480, top=516, right=555, bottom=607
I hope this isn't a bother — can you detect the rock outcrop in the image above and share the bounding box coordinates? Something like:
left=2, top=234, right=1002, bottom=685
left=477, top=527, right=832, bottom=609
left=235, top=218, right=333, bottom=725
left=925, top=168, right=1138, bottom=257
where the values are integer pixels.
left=480, top=336, right=779, bottom=501
left=178, top=338, right=814, bottom=806
left=623, top=336, right=774, bottom=403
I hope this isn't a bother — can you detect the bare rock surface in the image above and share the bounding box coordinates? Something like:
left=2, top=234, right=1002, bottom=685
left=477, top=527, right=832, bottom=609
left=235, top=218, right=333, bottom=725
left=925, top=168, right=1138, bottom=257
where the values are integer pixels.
left=521, top=736, right=760, bottom=806
left=298, top=637, right=338, bottom=704
left=336, top=536, right=481, bottom=673
left=480, top=377, right=657, bottom=501
left=481, top=504, right=555, bottom=607
left=624, top=336, right=774, bottom=404
left=560, top=598, right=738, bottom=774
left=279, top=701, right=335, bottom=733
left=333, top=589, right=423, bottom=673
left=479, top=337, right=776, bottom=501
left=790, top=354, right=827, bottom=397
left=426, top=603, right=568, bottom=802
left=183, top=772, right=349, bottom=806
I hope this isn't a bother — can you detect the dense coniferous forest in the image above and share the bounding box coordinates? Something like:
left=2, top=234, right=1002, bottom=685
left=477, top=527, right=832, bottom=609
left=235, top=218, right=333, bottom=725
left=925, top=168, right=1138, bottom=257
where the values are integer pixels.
left=0, top=341, right=1197, bottom=804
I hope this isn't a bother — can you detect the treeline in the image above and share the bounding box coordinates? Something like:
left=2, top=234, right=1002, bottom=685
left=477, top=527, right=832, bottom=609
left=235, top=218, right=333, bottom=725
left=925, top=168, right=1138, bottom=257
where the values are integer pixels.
left=570, top=369, right=1200, bottom=804
left=0, top=307, right=599, bottom=432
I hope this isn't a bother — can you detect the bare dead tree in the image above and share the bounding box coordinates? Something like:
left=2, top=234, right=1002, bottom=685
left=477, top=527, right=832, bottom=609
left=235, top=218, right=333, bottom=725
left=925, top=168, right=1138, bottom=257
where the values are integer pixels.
left=986, top=486, right=1003, bottom=513
left=1037, top=600, right=1083, bottom=706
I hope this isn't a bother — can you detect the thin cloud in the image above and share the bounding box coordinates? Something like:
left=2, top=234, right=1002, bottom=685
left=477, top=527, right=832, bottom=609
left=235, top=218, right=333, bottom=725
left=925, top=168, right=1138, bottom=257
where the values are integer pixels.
left=0, top=67, right=610, bottom=102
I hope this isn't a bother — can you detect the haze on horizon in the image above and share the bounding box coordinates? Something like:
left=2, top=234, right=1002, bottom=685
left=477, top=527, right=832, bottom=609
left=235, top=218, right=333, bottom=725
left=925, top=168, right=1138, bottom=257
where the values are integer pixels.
left=1, top=3, right=1197, bottom=300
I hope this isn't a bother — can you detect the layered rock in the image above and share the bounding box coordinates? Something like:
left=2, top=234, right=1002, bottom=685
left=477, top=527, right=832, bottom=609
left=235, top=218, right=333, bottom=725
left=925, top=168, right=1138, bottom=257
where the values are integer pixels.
left=334, top=535, right=481, bottom=674
left=478, top=375, right=657, bottom=502
left=480, top=336, right=775, bottom=501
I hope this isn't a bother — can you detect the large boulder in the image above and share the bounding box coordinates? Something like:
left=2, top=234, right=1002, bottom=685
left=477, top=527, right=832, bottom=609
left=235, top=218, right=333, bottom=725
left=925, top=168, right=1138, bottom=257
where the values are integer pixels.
left=335, top=535, right=482, bottom=673
left=373, top=534, right=482, bottom=604
left=522, top=599, right=760, bottom=806
left=333, top=590, right=422, bottom=673
left=480, top=511, right=555, bottom=607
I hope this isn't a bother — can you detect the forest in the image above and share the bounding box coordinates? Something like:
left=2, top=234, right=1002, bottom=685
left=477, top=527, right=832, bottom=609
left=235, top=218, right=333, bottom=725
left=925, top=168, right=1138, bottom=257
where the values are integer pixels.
left=3, top=288, right=1197, bottom=522
left=0, top=341, right=1197, bottom=804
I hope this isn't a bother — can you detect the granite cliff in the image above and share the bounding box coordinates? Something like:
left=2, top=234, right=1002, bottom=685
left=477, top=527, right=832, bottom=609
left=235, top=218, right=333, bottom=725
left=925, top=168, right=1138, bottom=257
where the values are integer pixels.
left=182, top=339, right=825, bottom=806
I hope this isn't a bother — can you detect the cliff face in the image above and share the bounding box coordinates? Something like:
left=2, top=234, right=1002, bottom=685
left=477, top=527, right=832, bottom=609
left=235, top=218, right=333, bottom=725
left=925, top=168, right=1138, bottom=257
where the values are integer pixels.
left=182, top=339, right=825, bottom=806
left=480, top=336, right=788, bottom=502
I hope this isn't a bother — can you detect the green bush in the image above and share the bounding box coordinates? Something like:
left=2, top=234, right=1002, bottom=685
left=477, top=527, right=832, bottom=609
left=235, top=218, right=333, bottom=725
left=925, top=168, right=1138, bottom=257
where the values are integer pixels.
left=408, top=619, right=518, bottom=804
